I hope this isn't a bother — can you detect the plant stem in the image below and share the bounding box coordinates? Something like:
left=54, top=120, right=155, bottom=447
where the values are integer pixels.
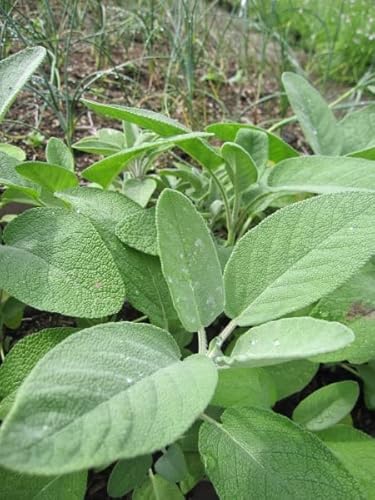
left=200, top=413, right=219, bottom=425
left=340, top=363, right=360, bottom=377
left=198, top=327, right=207, bottom=354
left=216, top=319, right=237, bottom=347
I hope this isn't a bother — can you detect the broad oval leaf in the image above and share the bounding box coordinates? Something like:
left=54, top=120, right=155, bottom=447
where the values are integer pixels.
left=224, top=192, right=375, bottom=326
left=206, top=122, right=299, bottom=163
left=292, top=381, right=360, bottom=431
left=235, top=128, right=268, bottom=169
left=46, top=137, right=74, bottom=171
left=221, top=142, right=258, bottom=195
left=133, top=474, right=184, bottom=500
left=0, top=322, right=218, bottom=475
left=282, top=72, right=342, bottom=155
left=0, top=47, right=46, bottom=123
left=122, top=178, right=157, bottom=207
left=154, top=444, right=188, bottom=483
left=0, top=143, right=25, bottom=161
left=218, top=318, right=354, bottom=367
left=0, top=207, right=125, bottom=318
left=317, top=425, right=375, bottom=499
left=81, top=100, right=222, bottom=170
left=199, top=407, right=364, bottom=500
left=156, top=189, right=224, bottom=332
left=264, top=360, right=319, bottom=400
left=339, top=104, right=375, bottom=155
left=211, top=367, right=277, bottom=408
left=16, top=161, right=78, bottom=192
left=268, top=156, right=375, bottom=194
left=0, top=467, right=87, bottom=500
left=107, top=455, right=151, bottom=498
left=0, top=327, right=77, bottom=400
left=116, top=208, right=157, bottom=255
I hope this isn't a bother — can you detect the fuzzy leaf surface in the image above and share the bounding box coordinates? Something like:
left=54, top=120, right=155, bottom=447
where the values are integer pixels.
left=268, top=156, right=375, bottom=194
left=157, top=189, right=224, bottom=331
left=282, top=72, right=342, bottom=155
left=199, top=407, right=364, bottom=500
left=224, top=192, right=375, bottom=325
left=0, top=322, right=217, bottom=475
left=0, top=208, right=125, bottom=318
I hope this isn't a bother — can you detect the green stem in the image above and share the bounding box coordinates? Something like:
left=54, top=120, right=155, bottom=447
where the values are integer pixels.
left=207, top=168, right=233, bottom=246
left=198, top=327, right=207, bottom=354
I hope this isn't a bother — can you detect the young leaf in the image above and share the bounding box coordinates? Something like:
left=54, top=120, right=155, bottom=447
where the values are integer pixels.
left=318, top=425, right=375, bottom=500
left=156, top=189, right=224, bottom=332
left=0, top=327, right=77, bottom=400
left=180, top=452, right=205, bottom=495
left=0, top=47, right=46, bottom=123
left=0, top=322, right=218, bottom=474
left=0, top=208, right=125, bottom=318
left=116, top=208, right=158, bottom=255
left=339, top=104, right=375, bottom=155
left=16, top=161, right=78, bottom=192
left=0, top=467, right=87, bottom=500
left=199, top=407, right=364, bottom=500
left=357, top=363, right=375, bottom=410
left=206, top=122, right=299, bottom=163
left=264, top=360, right=319, bottom=400
left=282, top=72, right=342, bottom=155
left=292, top=381, right=360, bottom=431
left=0, top=144, right=25, bottom=161
left=221, top=142, right=258, bottom=195
left=224, top=192, right=375, bottom=326
left=154, top=444, right=188, bottom=483
left=268, top=156, right=375, bottom=194
left=211, top=367, right=277, bottom=408
left=218, top=318, right=354, bottom=367
left=107, top=455, right=151, bottom=498
left=235, top=128, right=268, bottom=169
left=122, top=178, right=157, bottom=207
left=81, top=100, right=222, bottom=170
left=133, top=474, right=184, bottom=500
left=0, top=152, right=40, bottom=200
left=46, top=137, right=74, bottom=171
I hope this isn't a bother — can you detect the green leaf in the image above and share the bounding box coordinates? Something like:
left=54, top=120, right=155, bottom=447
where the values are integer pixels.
left=81, top=133, right=210, bottom=188
left=155, top=444, right=188, bottom=483
left=292, top=381, right=360, bottom=431
left=224, top=192, right=375, bottom=326
left=0, top=327, right=77, bottom=400
left=0, top=322, right=217, bottom=474
left=339, top=104, right=375, bottom=155
left=180, top=452, right=205, bottom=495
left=264, top=360, right=319, bottom=400
left=221, top=142, right=258, bottom=195
left=0, top=152, right=40, bottom=200
left=199, top=407, right=364, bottom=500
left=156, top=189, right=224, bottom=332
left=57, top=187, right=179, bottom=330
left=211, top=367, right=277, bottom=408
left=2, top=297, right=25, bottom=329
left=349, top=146, right=375, bottom=161
left=357, top=362, right=375, bottom=410
left=116, top=208, right=157, bottom=255
left=218, top=318, right=354, bottom=367
left=206, top=122, right=299, bottom=163
left=268, top=156, right=375, bottom=194
left=0, top=467, right=87, bottom=500
left=122, top=178, right=157, bottom=207
left=0, top=144, right=25, bottom=161
left=46, top=138, right=74, bottom=171
left=133, top=474, right=184, bottom=500
left=318, top=425, right=375, bottom=500
left=81, top=100, right=222, bottom=170
left=0, top=207, right=125, bottom=318
left=107, top=455, right=151, bottom=498
left=0, top=47, right=46, bottom=123
left=117, top=247, right=181, bottom=331
left=282, top=72, right=342, bottom=155
left=16, top=161, right=78, bottom=192
left=235, top=128, right=268, bottom=169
